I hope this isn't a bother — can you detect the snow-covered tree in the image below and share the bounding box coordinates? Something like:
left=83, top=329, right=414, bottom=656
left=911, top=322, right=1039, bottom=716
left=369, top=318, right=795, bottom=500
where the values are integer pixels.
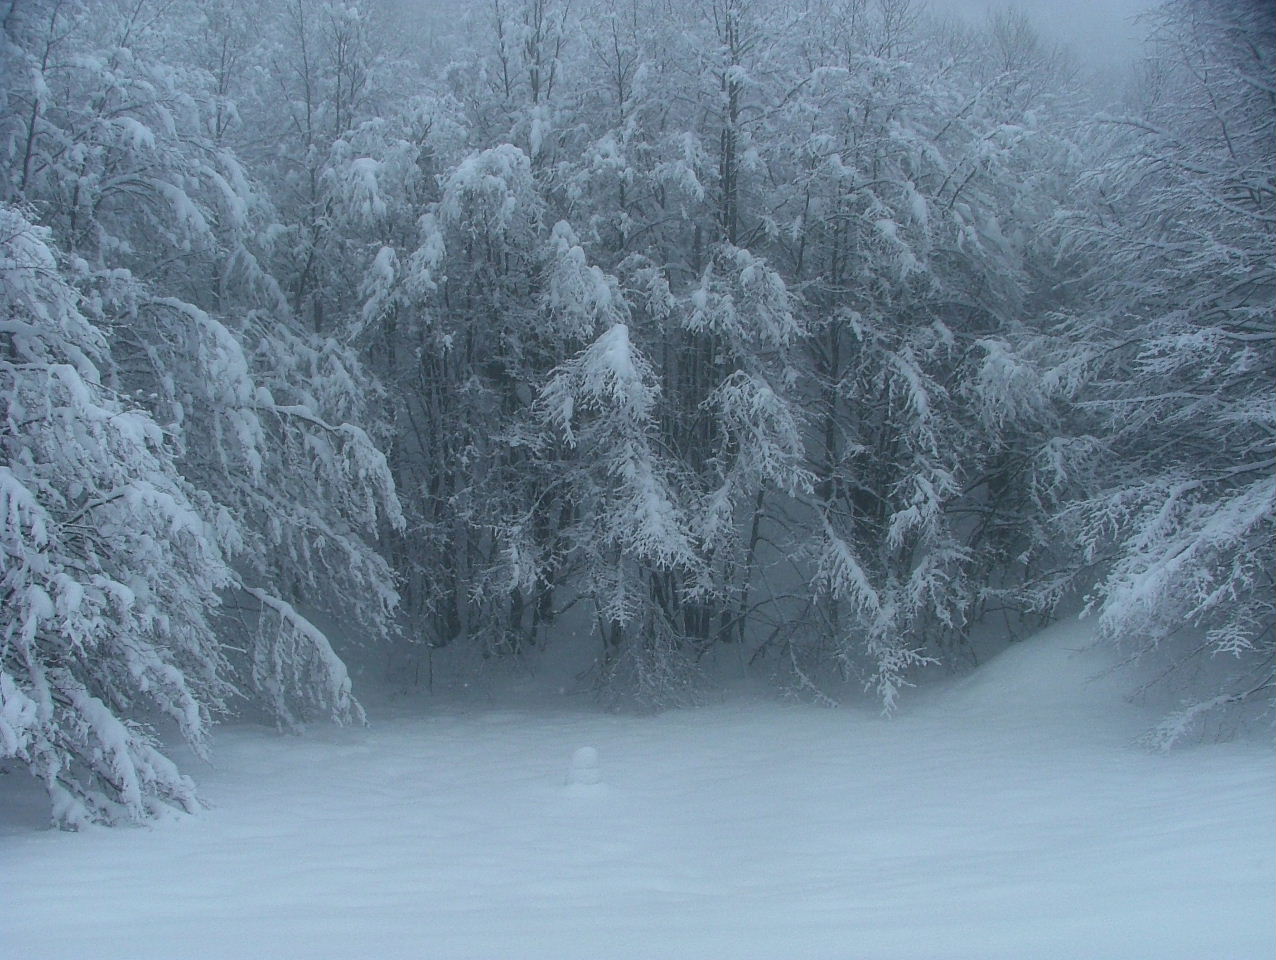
left=0, top=205, right=233, bottom=826
left=540, top=320, right=700, bottom=701
left=1, top=0, right=403, bottom=822
left=1054, top=0, right=1274, bottom=737
left=10, top=0, right=1265, bottom=817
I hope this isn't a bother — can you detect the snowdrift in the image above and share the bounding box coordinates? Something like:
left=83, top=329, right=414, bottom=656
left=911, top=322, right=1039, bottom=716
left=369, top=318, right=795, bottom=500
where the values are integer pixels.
left=1, top=620, right=1271, bottom=960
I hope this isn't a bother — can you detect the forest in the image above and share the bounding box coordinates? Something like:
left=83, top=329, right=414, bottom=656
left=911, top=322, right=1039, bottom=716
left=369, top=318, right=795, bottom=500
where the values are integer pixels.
left=0, top=0, right=1272, bottom=831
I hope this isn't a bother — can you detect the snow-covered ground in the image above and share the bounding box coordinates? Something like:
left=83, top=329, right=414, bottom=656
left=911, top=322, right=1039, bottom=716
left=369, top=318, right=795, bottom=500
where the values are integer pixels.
left=2, top=622, right=1272, bottom=959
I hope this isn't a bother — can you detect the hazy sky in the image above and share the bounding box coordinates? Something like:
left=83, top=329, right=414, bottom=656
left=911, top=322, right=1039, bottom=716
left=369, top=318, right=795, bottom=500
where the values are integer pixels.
left=392, top=0, right=1163, bottom=72
left=925, top=0, right=1161, bottom=66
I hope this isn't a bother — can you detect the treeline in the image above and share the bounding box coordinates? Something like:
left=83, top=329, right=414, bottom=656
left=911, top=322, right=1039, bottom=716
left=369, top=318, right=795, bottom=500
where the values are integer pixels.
left=1, top=0, right=1271, bottom=825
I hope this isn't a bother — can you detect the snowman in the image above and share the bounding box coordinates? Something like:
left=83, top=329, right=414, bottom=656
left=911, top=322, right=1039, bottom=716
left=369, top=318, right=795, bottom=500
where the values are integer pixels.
left=564, top=746, right=606, bottom=796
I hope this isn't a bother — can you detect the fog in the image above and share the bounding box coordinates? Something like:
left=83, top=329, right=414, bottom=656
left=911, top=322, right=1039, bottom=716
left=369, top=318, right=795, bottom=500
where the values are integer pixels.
left=4, top=3, right=1270, bottom=941
left=926, top=0, right=1159, bottom=65
left=391, top=1, right=1160, bottom=53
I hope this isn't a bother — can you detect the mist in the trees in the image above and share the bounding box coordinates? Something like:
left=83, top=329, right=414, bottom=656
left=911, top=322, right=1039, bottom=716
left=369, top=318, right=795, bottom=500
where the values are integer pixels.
left=1, top=0, right=1270, bottom=843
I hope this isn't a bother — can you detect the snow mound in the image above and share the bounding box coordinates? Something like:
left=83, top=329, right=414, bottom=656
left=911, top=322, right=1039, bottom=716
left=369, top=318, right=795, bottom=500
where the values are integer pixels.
left=563, top=745, right=608, bottom=798
left=930, top=618, right=1136, bottom=724
left=566, top=745, right=601, bottom=785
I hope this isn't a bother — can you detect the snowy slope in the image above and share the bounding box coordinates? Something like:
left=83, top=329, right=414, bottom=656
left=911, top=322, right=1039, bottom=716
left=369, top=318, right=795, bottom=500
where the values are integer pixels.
left=1, top=620, right=1272, bottom=959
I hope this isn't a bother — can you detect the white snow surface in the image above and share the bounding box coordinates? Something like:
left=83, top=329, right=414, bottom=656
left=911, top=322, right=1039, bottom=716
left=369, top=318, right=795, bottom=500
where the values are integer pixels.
left=2, top=620, right=1272, bottom=959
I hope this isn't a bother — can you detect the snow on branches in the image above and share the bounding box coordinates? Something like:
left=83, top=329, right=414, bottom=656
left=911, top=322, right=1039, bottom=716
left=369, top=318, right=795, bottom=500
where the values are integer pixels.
left=1, top=206, right=233, bottom=826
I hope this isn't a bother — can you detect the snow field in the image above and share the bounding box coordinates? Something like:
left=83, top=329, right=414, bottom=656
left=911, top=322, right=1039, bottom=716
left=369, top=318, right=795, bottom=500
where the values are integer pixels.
left=2, top=622, right=1272, bottom=959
